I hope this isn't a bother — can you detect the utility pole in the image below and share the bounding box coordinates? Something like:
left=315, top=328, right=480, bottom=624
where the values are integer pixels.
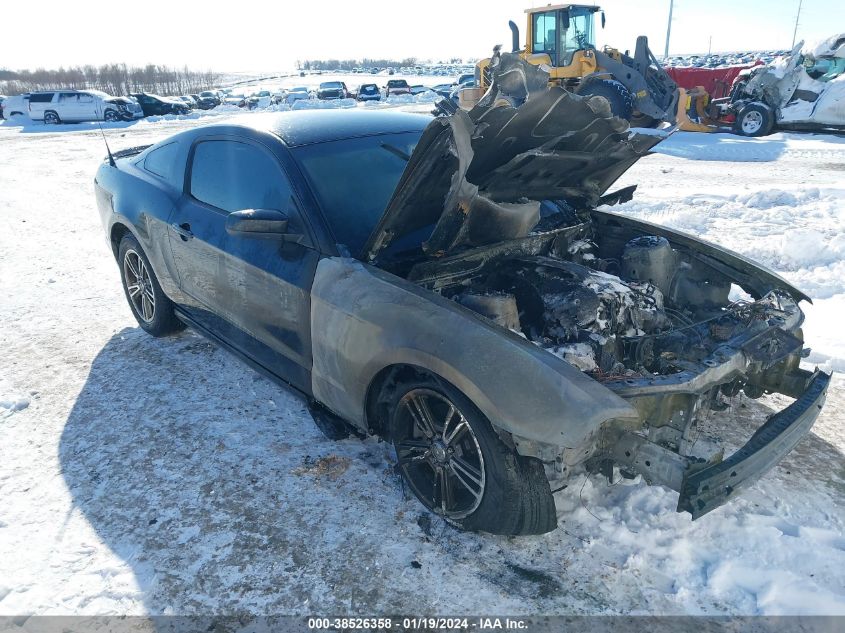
left=792, top=0, right=803, bottom=48
left=708, top=35, right=712, bottom=55
left=664, top=0, right=674, bottom=59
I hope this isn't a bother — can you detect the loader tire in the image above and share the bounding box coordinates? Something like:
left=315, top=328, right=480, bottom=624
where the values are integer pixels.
left=578, top=78, right=634, bottom=121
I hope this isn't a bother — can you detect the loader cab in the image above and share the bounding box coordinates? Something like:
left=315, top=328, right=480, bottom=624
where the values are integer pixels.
left=527, top=4, right=600, bottom=67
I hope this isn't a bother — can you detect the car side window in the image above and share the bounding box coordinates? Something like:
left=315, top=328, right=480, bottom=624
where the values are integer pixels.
left=143, top=142, right=184, bottom=190
left=29, top=93, right=56, bottom=103
left=189, top=140, right=291, bottom=214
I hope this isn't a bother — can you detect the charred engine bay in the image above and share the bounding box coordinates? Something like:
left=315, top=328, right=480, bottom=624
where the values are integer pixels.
left=370, top=51, right=807, bottom=398
left=409, top=218, right=804, bottom=388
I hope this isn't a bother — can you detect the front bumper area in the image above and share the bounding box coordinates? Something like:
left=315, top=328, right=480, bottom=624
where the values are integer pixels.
left=677, top=369, right=830, bottom=518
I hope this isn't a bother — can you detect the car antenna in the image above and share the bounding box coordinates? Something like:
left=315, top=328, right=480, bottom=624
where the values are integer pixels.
left=95, top=102, right=116, bottom=167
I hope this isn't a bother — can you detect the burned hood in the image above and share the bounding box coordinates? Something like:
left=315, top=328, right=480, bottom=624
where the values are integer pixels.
left=361, top=52, right=664, bottom=262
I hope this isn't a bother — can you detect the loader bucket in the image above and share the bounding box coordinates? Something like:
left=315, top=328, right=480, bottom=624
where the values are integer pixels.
left=676, top=86, right=720, bottom=132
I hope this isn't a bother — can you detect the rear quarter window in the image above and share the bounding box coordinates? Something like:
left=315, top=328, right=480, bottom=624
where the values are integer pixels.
left=143, top=142, right=185, bottom=190
left=29, top=93, right=55, bottom=103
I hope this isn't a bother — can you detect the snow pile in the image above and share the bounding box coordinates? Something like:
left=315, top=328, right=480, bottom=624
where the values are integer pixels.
left=291, top=98, right=357, bottom=110
left=383, top=93, right=416, bottom=105
left=648, top=129, right=845, bottom=162
left=554, top=468, right=845, bottom=615
left=380, top=92, right=439, bottom=105
left=412, top=90, right=441, bottom=104
left=802, top=33, right=845, bottom=59
left=0, top=387, right=30, bottom=418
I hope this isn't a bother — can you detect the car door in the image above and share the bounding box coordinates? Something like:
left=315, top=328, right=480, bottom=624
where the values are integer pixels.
left=58, top=92, right=85, bottom=121
left=167, top=135, right=319, bottom=393
left=76, top=92, right=97, bottom=121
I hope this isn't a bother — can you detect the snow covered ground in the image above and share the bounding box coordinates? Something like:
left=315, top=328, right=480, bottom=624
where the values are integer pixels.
left=1, top=111, right=844, bottom=616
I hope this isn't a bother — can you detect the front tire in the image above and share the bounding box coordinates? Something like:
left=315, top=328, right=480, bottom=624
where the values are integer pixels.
left=734, top=102, right=774, bottom=137
left=118, top=234, right=184, bottom=337
left=389, top=374, right=557, bottom=535
left=43, top=110, right=61, bottom=125
left=577, top=78, right=635, bottom=120
left=103, top=109, right=119, bottom=122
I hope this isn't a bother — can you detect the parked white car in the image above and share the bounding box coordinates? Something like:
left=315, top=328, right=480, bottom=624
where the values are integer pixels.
left=27, top=89, right=143, bottom=124
left=284, top=86, right=312, bottom=105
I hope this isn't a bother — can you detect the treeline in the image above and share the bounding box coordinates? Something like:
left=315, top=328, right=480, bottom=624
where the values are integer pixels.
left=295, top=57, right=464, bottom=70
left=0, top=64, right=221, bottom=96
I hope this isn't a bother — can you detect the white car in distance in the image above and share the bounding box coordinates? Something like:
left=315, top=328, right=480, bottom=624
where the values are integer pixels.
left=27, top=89, right=143, bottom=124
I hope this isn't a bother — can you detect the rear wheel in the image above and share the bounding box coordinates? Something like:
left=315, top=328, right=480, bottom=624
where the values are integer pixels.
left=388, top=374, right=557, bottom=535
left=118, top=234, right=184, bottom=337
left=43, top=110, right=60, bottom=125
left=577, top=78, right=634, bottom=120
left=734, top=102, right=774, bottom=137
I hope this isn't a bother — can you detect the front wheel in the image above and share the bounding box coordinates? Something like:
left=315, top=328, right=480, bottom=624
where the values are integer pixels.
left=43, top=110, right=61, bottom=124
left=734, top=102, right=774, bottom=137
left=118, top=234, right=184, bottom=337
left=389, top=375, right=557, bottom=535
left=577, top=78, right=635, bottom=120
left=103, top=109, right=119, bottom=122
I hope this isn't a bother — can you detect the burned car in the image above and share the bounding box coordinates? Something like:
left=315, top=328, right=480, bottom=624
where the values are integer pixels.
left=93, top=55, right=829, bottom=535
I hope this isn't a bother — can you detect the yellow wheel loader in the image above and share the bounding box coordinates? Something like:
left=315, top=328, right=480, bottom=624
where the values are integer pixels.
left=461, top=4, right=682, bottom=127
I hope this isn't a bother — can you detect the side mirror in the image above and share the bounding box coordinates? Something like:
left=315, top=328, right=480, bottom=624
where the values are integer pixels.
left=601, top=11, right=606, bottom=29
left=226, top=208, right=290, bottom=239
left=561, top=11, right=570, bottom=30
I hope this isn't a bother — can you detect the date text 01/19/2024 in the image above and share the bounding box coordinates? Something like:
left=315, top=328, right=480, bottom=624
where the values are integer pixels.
left=307, top=617, right=529, bottom=630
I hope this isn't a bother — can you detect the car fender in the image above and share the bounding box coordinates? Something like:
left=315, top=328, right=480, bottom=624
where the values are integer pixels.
left=94, top=162, right=182, bottom=298
left=310, top=257, right=639, bottom=448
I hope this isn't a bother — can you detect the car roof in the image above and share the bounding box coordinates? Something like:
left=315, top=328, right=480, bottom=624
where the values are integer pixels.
left=243, top=110, right=432, bottom=147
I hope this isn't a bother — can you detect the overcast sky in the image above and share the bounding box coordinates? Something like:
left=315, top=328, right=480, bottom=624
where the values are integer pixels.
left=4, top=0, right=842, bottom=72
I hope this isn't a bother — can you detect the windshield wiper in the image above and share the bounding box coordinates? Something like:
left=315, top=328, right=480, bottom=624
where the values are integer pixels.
left=380, top=142, right=411, bottom=162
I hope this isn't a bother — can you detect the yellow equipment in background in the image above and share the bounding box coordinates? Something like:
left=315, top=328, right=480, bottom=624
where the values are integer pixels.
left=465, top=4, right=681, bottom=126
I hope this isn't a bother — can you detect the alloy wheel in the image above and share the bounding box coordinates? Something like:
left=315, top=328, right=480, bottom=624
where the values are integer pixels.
left=394, top=388, right=486, bottom=519
left=123, top=249, right=156, bottom=322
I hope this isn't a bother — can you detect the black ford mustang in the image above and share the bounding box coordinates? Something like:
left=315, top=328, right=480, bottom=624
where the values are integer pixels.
left=94, top=83, right=829, bottom=534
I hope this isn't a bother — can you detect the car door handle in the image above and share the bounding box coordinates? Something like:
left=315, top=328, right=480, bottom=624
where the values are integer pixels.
left=171, top=222, right=194, bottom=241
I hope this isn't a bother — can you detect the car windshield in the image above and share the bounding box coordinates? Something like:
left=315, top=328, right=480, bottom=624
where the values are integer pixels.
left=387, top=80, right=408, bottom=87
left=293, top=131, right=421, bottom=255
left=320, top=82, right=343, bottom=89
left=291, top=87, right=308, bottom=92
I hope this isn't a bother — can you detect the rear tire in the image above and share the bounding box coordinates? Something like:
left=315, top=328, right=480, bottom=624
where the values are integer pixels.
left=118, top=234, right=184, bottom=337
left=733, top=102, right=774, bottom=137
left=577, top=78, right=634, bottom=120
left=388, top=373, right=557, bottom=535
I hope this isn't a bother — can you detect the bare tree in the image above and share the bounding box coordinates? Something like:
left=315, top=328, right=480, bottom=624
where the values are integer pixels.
left=0, top=63, right=222, bottom=96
